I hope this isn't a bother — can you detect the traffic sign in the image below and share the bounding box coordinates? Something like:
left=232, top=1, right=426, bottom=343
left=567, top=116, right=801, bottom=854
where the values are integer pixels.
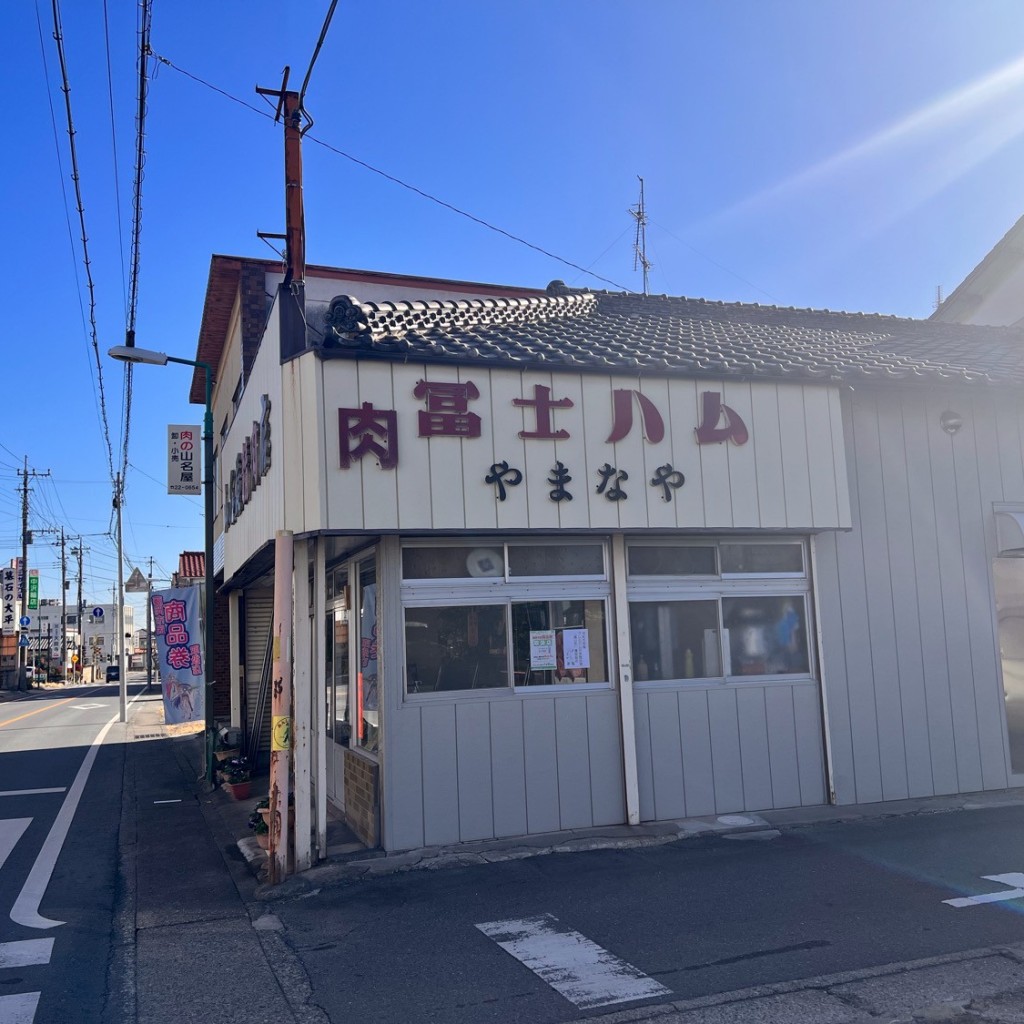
left=71, top=654, right=79, bottom=664
left=18, top=636, right=28, bottom=647
left=125, top=567, right=149, bottom=593
left=19, top=616, right=30, bottom=628
left=92, top=607, right=104, bottom=619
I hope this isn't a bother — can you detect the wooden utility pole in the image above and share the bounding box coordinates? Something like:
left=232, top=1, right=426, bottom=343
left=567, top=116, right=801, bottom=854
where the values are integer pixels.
left=255, top=74, right=307, bottom=358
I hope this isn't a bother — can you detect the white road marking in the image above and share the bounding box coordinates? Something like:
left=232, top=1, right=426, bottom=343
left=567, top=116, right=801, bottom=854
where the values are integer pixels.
left=71, top=704, right=104, bottom=711
left=0, top=820, right=31, bottom=873
left=944, top=873, right=1024, bottom=908
left=0, top=790, right=66, bottom=799
left=0, top=992, right=40, bottom=1023
left=0, top=939, right=53, bottom=968
left=476, top=914, right=670, bottom=1010
left=153, top=799, right=181, bottom=805
left=10, top=688, right=147, bottom=930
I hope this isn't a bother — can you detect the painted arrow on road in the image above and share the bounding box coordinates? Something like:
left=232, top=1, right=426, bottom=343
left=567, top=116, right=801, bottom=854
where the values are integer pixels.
left=943, top=873, right=1024, bottom=908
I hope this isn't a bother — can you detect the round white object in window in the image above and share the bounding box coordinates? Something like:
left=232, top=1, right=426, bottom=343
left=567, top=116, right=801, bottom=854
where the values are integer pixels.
left=466, top=548, right=504, bottom=578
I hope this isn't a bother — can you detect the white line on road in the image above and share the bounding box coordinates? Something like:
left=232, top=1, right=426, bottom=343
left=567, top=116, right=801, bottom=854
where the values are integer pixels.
left=0, top=820, right=31, bottom=874
left=10, top=688, right=147, bottom=930
left=476, top=914, right=671, bottom=1010
left=943, top=872, right=1024, bottom=908
left=0, top=939, right=53, bottom=968
left=0, top=992, right=40, bottom=1023
left=0, top=790, right=66, bottom=799
left=152, top=799, right=181, bottom=805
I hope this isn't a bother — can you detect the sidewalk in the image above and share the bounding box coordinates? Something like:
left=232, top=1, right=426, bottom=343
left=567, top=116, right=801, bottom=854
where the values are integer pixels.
left=114, top=693, right=328, bottom=1024
left=119, top=700, right=1024, bottom=1023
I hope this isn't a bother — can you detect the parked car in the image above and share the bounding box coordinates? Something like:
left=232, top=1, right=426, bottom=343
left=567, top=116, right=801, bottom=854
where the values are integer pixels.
left=105, top=664, right=120, bottom=683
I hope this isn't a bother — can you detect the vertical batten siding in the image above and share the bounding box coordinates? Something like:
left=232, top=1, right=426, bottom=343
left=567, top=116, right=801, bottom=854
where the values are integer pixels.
left=387, top=692, right=624, bottom=851
left=852, top=392, right=909, bottom=800
left=317, top=367, right=847, bottom=533
left=957, top=392, right=1008, bottom=791
left=634, top=683, right=824, bottom=819
left=817, top=387, right=1015, bottom=807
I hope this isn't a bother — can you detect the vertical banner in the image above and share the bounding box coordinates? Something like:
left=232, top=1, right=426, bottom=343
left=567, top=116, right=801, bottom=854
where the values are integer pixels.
left=27, top=571, right=38, bottom=611
left=168, top=425, right=201, bottom=496
left=151, top=586, right=205, bottom=724
left=1, top=568, right=17, bottom=635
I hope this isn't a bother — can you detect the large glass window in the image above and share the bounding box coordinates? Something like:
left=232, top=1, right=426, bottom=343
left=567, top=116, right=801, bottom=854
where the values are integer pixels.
left=401, top=539, right=612, bottom=697
left=405, top=605, right=508, bottom=692
left=629, top=600, right=720, bottom=681
left=356, top=560, right=379, bottom=754
left=723, top=595, right=809, bottom=675
left=512, top=599, right=609, bottom=686
left=627, top=539, right=813, bottom=685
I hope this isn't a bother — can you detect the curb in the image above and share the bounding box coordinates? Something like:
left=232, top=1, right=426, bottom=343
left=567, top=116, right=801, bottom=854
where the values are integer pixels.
left=246, top=786, right=1024, bottom=901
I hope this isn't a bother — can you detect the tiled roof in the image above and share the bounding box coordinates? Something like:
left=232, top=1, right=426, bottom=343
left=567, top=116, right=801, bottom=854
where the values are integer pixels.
left=177, top=551, right=205, bottom=580
left=320, top=284, right=1024, bottom=386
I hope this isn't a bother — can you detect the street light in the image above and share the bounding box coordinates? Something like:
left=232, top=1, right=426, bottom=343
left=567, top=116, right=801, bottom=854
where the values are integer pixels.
left=108, top=344, right=217, bottom=786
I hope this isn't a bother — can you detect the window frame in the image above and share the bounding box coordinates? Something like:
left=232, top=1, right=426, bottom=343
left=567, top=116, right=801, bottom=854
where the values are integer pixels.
left=401, top=538, right=613, bottom=701
left=627, top=537, right=815, bottom=689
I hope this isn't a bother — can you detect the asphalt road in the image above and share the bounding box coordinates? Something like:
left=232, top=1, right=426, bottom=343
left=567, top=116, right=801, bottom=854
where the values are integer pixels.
left=274, top=805, right=1024, bottom=1023
left=0, top=679, right=144, bottom=1024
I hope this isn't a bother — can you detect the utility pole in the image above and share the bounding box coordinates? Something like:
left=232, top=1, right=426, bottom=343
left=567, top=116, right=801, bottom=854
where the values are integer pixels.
left=71, top=541, right=84, bottom=682
left=60, top=529, right=67, bottom=682
left=114, top=473, right=127, bottom=722
left=17, top=461, right=50, bottom=688
left=146, top=555, right=154, bottom=690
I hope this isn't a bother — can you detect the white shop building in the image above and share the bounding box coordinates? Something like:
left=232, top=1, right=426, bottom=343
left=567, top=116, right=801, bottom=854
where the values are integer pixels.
left=197, top=255, right=1024, bottom=865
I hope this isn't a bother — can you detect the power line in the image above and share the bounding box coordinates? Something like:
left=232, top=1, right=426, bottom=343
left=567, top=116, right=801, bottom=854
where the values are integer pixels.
left=297, top=0, right=339, bottom=137
left=101, top=0, right=128, bottom=319
left=48, top=0, right=117, bottom=486
left=148, top=51, right=631, bottom=291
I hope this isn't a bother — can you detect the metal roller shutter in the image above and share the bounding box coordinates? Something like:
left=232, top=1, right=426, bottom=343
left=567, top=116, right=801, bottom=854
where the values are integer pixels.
left=242, top=587, right=274, bottom=762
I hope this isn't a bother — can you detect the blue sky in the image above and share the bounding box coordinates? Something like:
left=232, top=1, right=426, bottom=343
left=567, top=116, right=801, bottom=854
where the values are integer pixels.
left=5, top=0, right=1024, bottom=614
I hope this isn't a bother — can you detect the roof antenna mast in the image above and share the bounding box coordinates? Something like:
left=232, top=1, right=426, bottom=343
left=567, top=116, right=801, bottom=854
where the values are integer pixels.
left=630, top=176, right=652, bottom=297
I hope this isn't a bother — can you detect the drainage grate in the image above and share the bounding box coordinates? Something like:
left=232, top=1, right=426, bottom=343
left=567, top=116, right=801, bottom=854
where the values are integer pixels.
left=133, top=733, right=161, bottom=740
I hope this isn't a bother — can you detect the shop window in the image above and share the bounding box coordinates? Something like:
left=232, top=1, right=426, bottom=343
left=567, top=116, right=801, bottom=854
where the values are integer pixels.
left=402, top=538, right=612, bottom=698
left=356, top=561, right=379, bottom=754
left=507, top=544, right=604, bottom=578
left=629, top=600, right=720, bottom=681
left=403, top=546, right=493, bottom=580
left=720, top=542, right=803, bottom=576
left=627, top=539, right=813, bottom=685
left=722, top=596, right=809, bottom=675
left=628, top=545, right=716, bottom=577
left=405, top=605, right=508, bottom=692
left=512, top=599, right=609, bottom=685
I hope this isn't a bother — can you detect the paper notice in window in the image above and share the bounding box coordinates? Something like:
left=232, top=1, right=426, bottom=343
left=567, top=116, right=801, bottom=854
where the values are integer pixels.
left=561, top=628, right=590, bottom=670
left=530, top=630, right=557, bottom=670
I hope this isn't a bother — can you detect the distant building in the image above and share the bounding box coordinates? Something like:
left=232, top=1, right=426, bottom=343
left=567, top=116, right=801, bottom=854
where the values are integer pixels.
left=173, top=551, right=204, bottom=588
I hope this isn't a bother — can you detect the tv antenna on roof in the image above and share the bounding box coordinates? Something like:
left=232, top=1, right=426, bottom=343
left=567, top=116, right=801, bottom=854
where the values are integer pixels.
left=630, top=176, right=652, bottom=296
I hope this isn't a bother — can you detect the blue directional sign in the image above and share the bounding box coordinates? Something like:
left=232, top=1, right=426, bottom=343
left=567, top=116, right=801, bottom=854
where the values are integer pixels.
left=92, top=607, right=104, bottom=619
left=18, top=636, right=29, bottom=647
left=19, top=616, right=30, bottom=628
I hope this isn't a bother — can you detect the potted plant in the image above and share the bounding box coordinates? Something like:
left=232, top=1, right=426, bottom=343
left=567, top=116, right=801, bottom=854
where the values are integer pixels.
left=248, top=805, right=269, bottom=850
left=221, top=757, right=252, bottom=800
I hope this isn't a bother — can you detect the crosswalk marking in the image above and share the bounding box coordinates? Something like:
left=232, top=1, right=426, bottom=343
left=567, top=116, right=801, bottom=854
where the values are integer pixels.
left=0, top=992, right=40, bottom=1023
left=944, top=872, right=1024, bottom=908
left=476, top=914, right=670, bottom=1010
left=0, top=939, right=53, bottom=969
left=0, top=820, right=31, bottom=875
left=0, top=790, right=65, bottom=799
